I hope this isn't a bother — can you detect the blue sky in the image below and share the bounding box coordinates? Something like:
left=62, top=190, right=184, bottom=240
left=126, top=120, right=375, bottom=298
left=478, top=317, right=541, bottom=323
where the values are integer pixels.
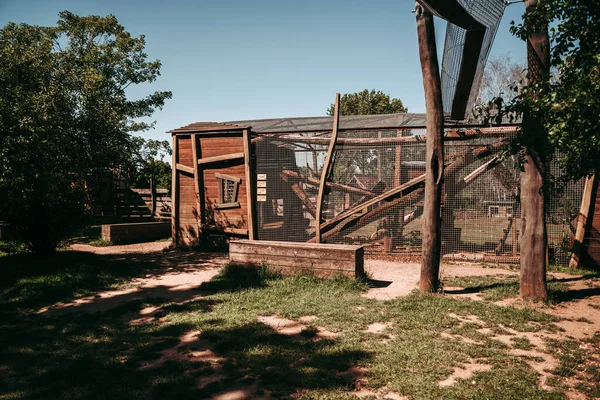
left=0, top=0, right=527, bottom=142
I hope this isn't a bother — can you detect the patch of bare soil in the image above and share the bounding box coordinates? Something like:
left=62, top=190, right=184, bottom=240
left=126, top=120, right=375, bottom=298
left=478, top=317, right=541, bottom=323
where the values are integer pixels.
left=257, top=315, right=339, bottom=341
left=444, top=313, right=562, bottom=389
left=438, top=359, right=493, bottom=387
left=363, top=259, right=515, bottom=300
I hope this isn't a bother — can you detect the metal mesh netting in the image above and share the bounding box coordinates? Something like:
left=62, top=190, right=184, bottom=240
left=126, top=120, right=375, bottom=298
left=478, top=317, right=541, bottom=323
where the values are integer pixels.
left=255, top=128, right=583, bottom=266
left=440, top=0, right=506, bottom=120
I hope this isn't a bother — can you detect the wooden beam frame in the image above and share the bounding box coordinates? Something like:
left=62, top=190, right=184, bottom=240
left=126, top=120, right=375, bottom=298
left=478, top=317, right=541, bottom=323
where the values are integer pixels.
left=171, top=135, right=179, bottom=245
left=242, top=128, right=257, bottom=240
left=191, top=134, right=206, bottom=234
left=280, top=171, right=317, bottom=217
left=315, top=93, right=341, bottom=243
left=197, top=152, right=244, bottom=167
left=176, top=163, right=194, bottom=175
left=281, top=170, right=376, bottom=197
left=569, top=175, right=596, bottom=269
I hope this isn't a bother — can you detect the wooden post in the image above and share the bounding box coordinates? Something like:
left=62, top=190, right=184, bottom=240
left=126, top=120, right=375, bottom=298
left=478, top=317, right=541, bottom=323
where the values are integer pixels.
left=393, top=129, right=404, bottom=247
left=191, top=134, right=205, bottom=239
left=377, top=130, right=382, bottom=182
left=416, top=3, right=444, bottom=293
left=243, top=128, right=257, bottom=240
left=520, top=0, right=550, bottom=301
left=315, top=93, right=341, bottom=243
left=570, top=175, right=596, bottom=269
left=150, top=177, right=157, bottom=218
left=171, top=135, right=179, bottom=245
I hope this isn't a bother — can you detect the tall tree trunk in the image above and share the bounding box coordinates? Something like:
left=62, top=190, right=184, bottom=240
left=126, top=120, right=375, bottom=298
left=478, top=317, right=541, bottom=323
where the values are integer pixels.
left=416, top=3, right=444, bottom=293
left=520, top=0, right=550, bottom=301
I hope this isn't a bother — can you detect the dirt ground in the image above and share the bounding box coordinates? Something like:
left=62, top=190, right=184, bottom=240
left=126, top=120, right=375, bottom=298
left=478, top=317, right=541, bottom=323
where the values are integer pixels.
left=57, top=242, right=600, bottom=399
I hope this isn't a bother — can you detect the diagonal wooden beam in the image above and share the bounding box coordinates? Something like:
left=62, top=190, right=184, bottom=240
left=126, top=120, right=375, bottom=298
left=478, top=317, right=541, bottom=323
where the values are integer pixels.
left=315, top=93, right=341, bottom=243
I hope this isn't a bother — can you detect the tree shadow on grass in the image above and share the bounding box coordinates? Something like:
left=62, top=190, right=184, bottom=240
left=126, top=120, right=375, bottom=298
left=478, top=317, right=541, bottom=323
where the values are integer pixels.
left=0, top=251, right=159, bottom=313
left=195, top=263, right=281, bottom=294
left=1, top=301, right=371, bottom=399
left=196, top=322, right=371, bottom=398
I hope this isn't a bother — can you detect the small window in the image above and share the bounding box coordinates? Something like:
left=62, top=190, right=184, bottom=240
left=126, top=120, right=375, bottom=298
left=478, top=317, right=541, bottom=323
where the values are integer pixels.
left=506, top=207, right=513, bottom=217
left=489, top=206, right=499, bottom=217
left=215, top=173, right=241, bottom=210
left=276, top=199, right=284, bottom=217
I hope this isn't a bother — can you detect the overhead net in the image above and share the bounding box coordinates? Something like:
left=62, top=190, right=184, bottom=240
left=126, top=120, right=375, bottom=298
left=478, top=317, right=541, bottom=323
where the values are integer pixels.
left=440, top=0, right=507, bottom=120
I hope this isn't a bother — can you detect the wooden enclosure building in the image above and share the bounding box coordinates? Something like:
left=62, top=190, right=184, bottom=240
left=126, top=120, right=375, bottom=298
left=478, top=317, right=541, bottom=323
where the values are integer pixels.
left=168, top=114, right=600, bottom=269
left=168, top=123, right=256, bottom=245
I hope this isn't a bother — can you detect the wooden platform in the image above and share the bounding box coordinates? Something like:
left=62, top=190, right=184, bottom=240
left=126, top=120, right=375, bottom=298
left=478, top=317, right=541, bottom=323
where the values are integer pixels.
left=101, top=222, right=171, bottom=244
left=229, top=240, right=365, bottom=279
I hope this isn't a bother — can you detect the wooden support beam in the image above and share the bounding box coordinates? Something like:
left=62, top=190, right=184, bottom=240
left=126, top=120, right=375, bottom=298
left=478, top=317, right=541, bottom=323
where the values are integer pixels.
left=315, top=141, right=506, bottom=244
left=260, top=128, right=509, bottom=147
left=320, top=174, right=427, bottom=234
left=281, top=170, right=376, bottom=197
left=569, top=175, right=596, bottom=269
left=242, top=129, right=256, bottom=240
left=191, top=134, right=204, bottom=233
left=417, top=1, right=444, bottom=293
left=313, top=189, right=425, bottom=243
left=171, top=135, right=179, bottom=245
left=176, top=163, right=194, bottom=175
left=197, top=152, right=245, bottom=166
left=463, top=156, right=499, bottom=184
left=280, top=172, right=316, bottom=217
left=315, top=93, right=341, bottom=243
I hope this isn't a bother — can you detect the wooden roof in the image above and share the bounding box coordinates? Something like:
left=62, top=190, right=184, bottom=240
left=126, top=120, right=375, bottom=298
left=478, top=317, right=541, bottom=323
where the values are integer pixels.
left=167, top=122, right=249, bottom=134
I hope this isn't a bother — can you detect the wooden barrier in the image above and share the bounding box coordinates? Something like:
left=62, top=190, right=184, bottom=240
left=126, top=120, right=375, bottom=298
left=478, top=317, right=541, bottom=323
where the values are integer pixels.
left=101, top=222, right=171, bottom=244
left=229, top=240, right=365, bottom=279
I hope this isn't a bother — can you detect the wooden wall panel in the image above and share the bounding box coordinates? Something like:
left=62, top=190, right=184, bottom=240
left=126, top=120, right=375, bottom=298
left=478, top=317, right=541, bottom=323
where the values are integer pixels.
left=175, top=132, right=250, bottom=241
left=177, top=136, right=194, bottom=167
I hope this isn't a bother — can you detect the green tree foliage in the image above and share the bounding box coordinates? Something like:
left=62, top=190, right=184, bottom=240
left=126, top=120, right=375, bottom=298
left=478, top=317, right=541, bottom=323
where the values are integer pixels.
left=326, top=90, right=407, bottom=190
left=129, top=139, right=172, bottom=189
left=0, top=12, right=171, bottom=256
left=484, top=1, right=600, bottom=181
left=326, top=89, right=408, bottom=116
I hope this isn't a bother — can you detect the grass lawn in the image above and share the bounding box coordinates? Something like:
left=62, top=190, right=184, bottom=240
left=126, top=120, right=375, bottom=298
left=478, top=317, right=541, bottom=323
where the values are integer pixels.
left=1, top=250, right=599, bottom=399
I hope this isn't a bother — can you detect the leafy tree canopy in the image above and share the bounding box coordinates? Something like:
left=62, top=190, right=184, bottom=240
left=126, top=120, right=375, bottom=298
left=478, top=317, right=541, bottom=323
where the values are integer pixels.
left=327, top=89, right=407, bottom=116
left=483, top=0, right=600, bottom=181
left=129, top=138, right=172, bottom=189
left=0, top=11, right=171, bottom=255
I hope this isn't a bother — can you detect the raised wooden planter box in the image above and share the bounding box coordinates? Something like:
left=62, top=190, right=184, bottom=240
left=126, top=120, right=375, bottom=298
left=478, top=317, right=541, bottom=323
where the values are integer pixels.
left=229, top=240, right=365, bottom=279
left=101, top=222, right=171, bottom=244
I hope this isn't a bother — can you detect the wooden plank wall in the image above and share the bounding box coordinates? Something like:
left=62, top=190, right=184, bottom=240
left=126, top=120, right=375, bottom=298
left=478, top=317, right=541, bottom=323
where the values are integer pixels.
left=177, top=135, right=201, bottom=244
left=229, top=240, right=365, bottom=279
left=102, top=222, right=171, bottom=244
left=199, top=135, right=248, bottom=232
left=174, top=132, right=250, bottom=245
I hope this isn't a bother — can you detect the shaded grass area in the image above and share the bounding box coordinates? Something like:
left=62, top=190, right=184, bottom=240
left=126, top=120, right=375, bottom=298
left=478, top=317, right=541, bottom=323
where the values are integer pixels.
left=0, top=250, right=156, bottom=313
left=61, top=224, right=111, bottom=247
left=0, top=255, right=579, bottom=399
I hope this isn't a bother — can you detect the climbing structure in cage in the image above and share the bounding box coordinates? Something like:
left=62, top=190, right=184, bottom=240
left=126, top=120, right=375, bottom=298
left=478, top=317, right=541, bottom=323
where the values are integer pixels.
left=168, top=113, right=587, bottom=266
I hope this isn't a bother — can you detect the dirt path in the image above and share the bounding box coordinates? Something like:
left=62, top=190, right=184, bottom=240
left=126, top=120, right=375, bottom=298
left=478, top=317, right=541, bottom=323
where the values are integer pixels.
left=364, top=259, right=515, bottom=300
